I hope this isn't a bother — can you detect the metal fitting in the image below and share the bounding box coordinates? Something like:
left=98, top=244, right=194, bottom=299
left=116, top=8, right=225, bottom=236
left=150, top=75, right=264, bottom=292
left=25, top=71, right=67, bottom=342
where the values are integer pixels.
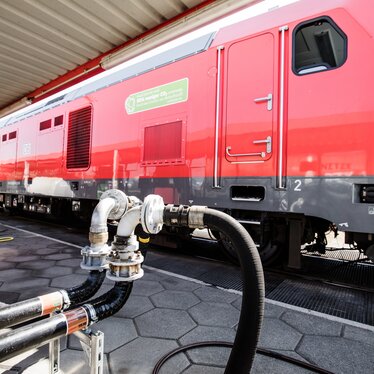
left=89, top=232, right=109, bottom=246
left=59, top=290, right=71, bottom=310
left=106, top=235, right=144, bottom=282
left=81, top=244, right=111, bottom=270
left=100, top=189, right=129, bottom=221
left=83, top=304, right=98, bottom=325
left=141, top=194, right=165, bottom=234
left=188, top=206, right=207, bottom=229
left=163, top=204, right=190, bottom=227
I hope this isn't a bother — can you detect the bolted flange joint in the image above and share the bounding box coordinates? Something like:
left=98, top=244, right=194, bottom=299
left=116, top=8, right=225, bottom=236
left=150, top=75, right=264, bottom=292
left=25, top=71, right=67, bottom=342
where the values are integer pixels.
left=106, top=235, right=144, bottom=282
left=81, top=244, right=111, bottom=270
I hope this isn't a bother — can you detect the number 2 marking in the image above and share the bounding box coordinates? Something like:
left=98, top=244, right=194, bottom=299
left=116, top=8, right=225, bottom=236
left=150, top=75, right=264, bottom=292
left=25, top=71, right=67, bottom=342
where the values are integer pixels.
left=294, top=179, right=302, bottom=191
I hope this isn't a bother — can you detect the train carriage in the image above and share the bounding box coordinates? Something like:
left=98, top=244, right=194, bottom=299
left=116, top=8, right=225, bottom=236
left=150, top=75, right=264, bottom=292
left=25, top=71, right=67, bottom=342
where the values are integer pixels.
left=1, top=0, right=374, bottom=264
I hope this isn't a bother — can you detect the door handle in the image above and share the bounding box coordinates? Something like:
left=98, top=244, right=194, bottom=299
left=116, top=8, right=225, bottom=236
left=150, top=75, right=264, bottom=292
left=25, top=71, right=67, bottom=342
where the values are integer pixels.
left=253, top=136, right=272, bottom=153
left=254, top=93, right=272, bottom=110
left=226, top=146, right=265, bottom=158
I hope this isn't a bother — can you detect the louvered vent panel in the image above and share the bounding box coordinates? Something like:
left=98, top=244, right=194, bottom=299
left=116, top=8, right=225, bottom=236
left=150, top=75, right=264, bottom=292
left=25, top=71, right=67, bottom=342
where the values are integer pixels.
left=66, top=106, right=92, bottom=170
left=143, top=121, right=182, bottom=163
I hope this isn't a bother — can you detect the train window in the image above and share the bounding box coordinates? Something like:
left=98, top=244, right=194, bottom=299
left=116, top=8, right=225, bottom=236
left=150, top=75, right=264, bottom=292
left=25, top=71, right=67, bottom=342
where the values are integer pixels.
left=293, top=17, right=347, bottom=75
left=8, top=131, right=17, bottom=140
left=143, top=121, right=183, bottom=164
left=66, top=106, right=92, bottom=170
left=2, top=134, right=6, bottom=142
left=40, top=119, right=52, bottom=131
left=54, top=115, right=63, bottom=127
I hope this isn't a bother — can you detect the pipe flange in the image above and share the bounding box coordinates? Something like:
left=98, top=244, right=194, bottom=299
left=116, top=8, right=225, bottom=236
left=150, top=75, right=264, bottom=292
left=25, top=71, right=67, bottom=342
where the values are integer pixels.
left=106, top=268, right=144, bottom=282
left=81, top=244, right=110, bottom=270
left=141, top=194, right=165, bottom=234
left=100, top=189, right=128, bottom=221
left=106, top=252, right=144, bottom=282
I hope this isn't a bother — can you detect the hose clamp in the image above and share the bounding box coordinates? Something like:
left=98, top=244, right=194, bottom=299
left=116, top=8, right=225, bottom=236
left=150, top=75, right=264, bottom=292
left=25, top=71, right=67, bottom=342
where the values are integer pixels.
left=59, top=289, right=71, bottom=310
left=188, top=206, right=207, bottom=229
left=83, top=303, right=98, bottom=325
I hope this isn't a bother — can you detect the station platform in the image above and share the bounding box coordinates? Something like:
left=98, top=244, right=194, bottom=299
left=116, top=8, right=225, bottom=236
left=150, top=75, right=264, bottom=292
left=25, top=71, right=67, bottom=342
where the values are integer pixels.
left=0, top=221, right=373, bottom=374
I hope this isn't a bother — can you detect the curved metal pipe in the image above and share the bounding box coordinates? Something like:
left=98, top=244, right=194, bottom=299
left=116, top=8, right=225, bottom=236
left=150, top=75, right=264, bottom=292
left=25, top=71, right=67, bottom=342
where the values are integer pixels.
left=90, top=197, right=117, bottom=234
left=116, top=206, right=141, bottom=237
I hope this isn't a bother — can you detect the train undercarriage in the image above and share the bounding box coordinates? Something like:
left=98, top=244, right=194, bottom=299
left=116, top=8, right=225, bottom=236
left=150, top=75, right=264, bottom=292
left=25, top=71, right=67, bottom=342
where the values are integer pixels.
left=2, top=192, right=372, bottom=268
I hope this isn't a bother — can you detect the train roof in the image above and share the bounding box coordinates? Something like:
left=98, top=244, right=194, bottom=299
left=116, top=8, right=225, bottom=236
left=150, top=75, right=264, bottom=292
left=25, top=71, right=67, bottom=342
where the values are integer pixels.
left=0, top=31, right=215, bottom=129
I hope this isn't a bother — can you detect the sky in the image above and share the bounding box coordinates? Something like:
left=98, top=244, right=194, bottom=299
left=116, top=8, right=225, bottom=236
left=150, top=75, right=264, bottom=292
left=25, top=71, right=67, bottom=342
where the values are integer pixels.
left=1, top=0, right=300, bottom=122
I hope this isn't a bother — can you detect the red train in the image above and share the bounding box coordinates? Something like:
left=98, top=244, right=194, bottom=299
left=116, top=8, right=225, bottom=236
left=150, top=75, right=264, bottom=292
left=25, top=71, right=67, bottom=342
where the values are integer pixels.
left=1, top=0, right=373, bottom=264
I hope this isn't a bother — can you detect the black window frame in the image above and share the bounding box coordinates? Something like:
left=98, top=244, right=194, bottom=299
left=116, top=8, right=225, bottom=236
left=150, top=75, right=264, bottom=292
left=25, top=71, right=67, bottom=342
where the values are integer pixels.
left=292, top=16, right=348, bottom=76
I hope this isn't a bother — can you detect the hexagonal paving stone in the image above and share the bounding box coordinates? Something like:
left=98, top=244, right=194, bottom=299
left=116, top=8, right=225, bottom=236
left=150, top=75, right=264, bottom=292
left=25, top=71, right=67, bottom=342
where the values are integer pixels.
left=35, top=248, right=60, bottom=255
left=151, top=290, right=200, bottom=310
left=297, top=335, right=374, bottom=374
left=194, top=287, right=239, bottom=304
left=252, top=352, right=311, bottom=374
left=6, top=256, right=40, bottom=263
left=187, top=346, right=230, bottom=368
left=69, top=317, right=138, bottom=353
left=17, top=286, right=59, bottom=301
left=0, top=290, right=19, bottom=303
left=281, top=311, right=342, bottom=336
left=343, top=325, right=374, bottom=347
left=157, top=352, right=190, bottom=374
left=50, top=274, right=87, bottom=288
left=188, top=302, right=240, bottom=328
left=44, top=253, right=75, bottom=260
left=24, top=348, right=110, bottom=374
left=258, top=318, right=302, bottom=351
left=109, top=337, right=178, bottom=373
left=34, top=266, right=74, bottom=278
left=16, top=260, right=56, bottom=270
left=0, top=269, right=32, bottom=282
left=231, top=297, right=241, bottom=311
left=56, top=258, right=81, bottom=267
left=264, top=302, right=285, bottom=318
left=183, top=365, right=225, bottom=374
left=142, top=269, right=169, bottom=282
left=132, top=280, right=164, bottom=297
left=115, top=295, right=155, bottom=319
left=160, top=277, right=201, bottom=292
left=0, top=262, right=14, bottom=271
left=0, top=277, right=50, bottom=292
left=179, top=326, right=236, bottom=346
left=135, top=309, right=196, bottom=339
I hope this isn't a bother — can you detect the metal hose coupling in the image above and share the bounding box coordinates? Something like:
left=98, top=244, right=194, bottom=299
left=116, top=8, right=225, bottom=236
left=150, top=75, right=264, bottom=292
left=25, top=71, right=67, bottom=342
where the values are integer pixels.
left=163, top=204, right=206, bottom=229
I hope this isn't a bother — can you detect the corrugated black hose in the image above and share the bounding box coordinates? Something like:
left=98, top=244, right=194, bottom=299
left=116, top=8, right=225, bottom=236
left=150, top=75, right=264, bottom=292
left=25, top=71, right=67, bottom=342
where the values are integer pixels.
left=203, top=208, right=265, bottom=373
left=0, top=281, right=133, bottom=362
left=0, top=270, right=106, bottom=329
left=66, top=270, right=106, bottom=304
left=155, top=206, right=332, bottom=374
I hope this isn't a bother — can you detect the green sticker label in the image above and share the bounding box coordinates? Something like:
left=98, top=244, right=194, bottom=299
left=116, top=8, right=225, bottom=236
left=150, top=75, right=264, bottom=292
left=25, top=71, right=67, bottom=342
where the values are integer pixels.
left=125, top=78, right=188, bottom=114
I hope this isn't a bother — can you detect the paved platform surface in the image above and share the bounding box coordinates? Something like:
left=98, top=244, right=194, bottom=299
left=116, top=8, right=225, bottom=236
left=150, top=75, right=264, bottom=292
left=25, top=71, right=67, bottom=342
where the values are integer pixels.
left=0, top=221, right=373, bottom=374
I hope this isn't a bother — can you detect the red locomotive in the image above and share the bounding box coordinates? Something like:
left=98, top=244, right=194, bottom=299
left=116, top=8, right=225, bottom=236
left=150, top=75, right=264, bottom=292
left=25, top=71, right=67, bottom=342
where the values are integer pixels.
left=1, top=0, right=373, bottom=264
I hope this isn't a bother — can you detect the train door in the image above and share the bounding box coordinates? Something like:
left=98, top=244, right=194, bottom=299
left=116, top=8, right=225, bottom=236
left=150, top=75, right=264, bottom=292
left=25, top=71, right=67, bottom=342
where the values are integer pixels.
left=36, top=114, right=65, bottom=176
left=0, top=130, right=18, bottom=179
left=225, top=33, right=274, bottom=165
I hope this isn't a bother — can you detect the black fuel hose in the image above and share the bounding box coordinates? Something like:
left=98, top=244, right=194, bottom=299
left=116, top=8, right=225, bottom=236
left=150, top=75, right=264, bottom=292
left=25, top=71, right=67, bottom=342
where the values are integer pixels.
left=0, top=281, right=132, bottom=362
left=0, top=270, right=105, bottom=329
left=202, top=208, right=265, bottom=374
left=152, top=342, right=334, bottom=374
left=66, top=270, right=106, bottom=304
